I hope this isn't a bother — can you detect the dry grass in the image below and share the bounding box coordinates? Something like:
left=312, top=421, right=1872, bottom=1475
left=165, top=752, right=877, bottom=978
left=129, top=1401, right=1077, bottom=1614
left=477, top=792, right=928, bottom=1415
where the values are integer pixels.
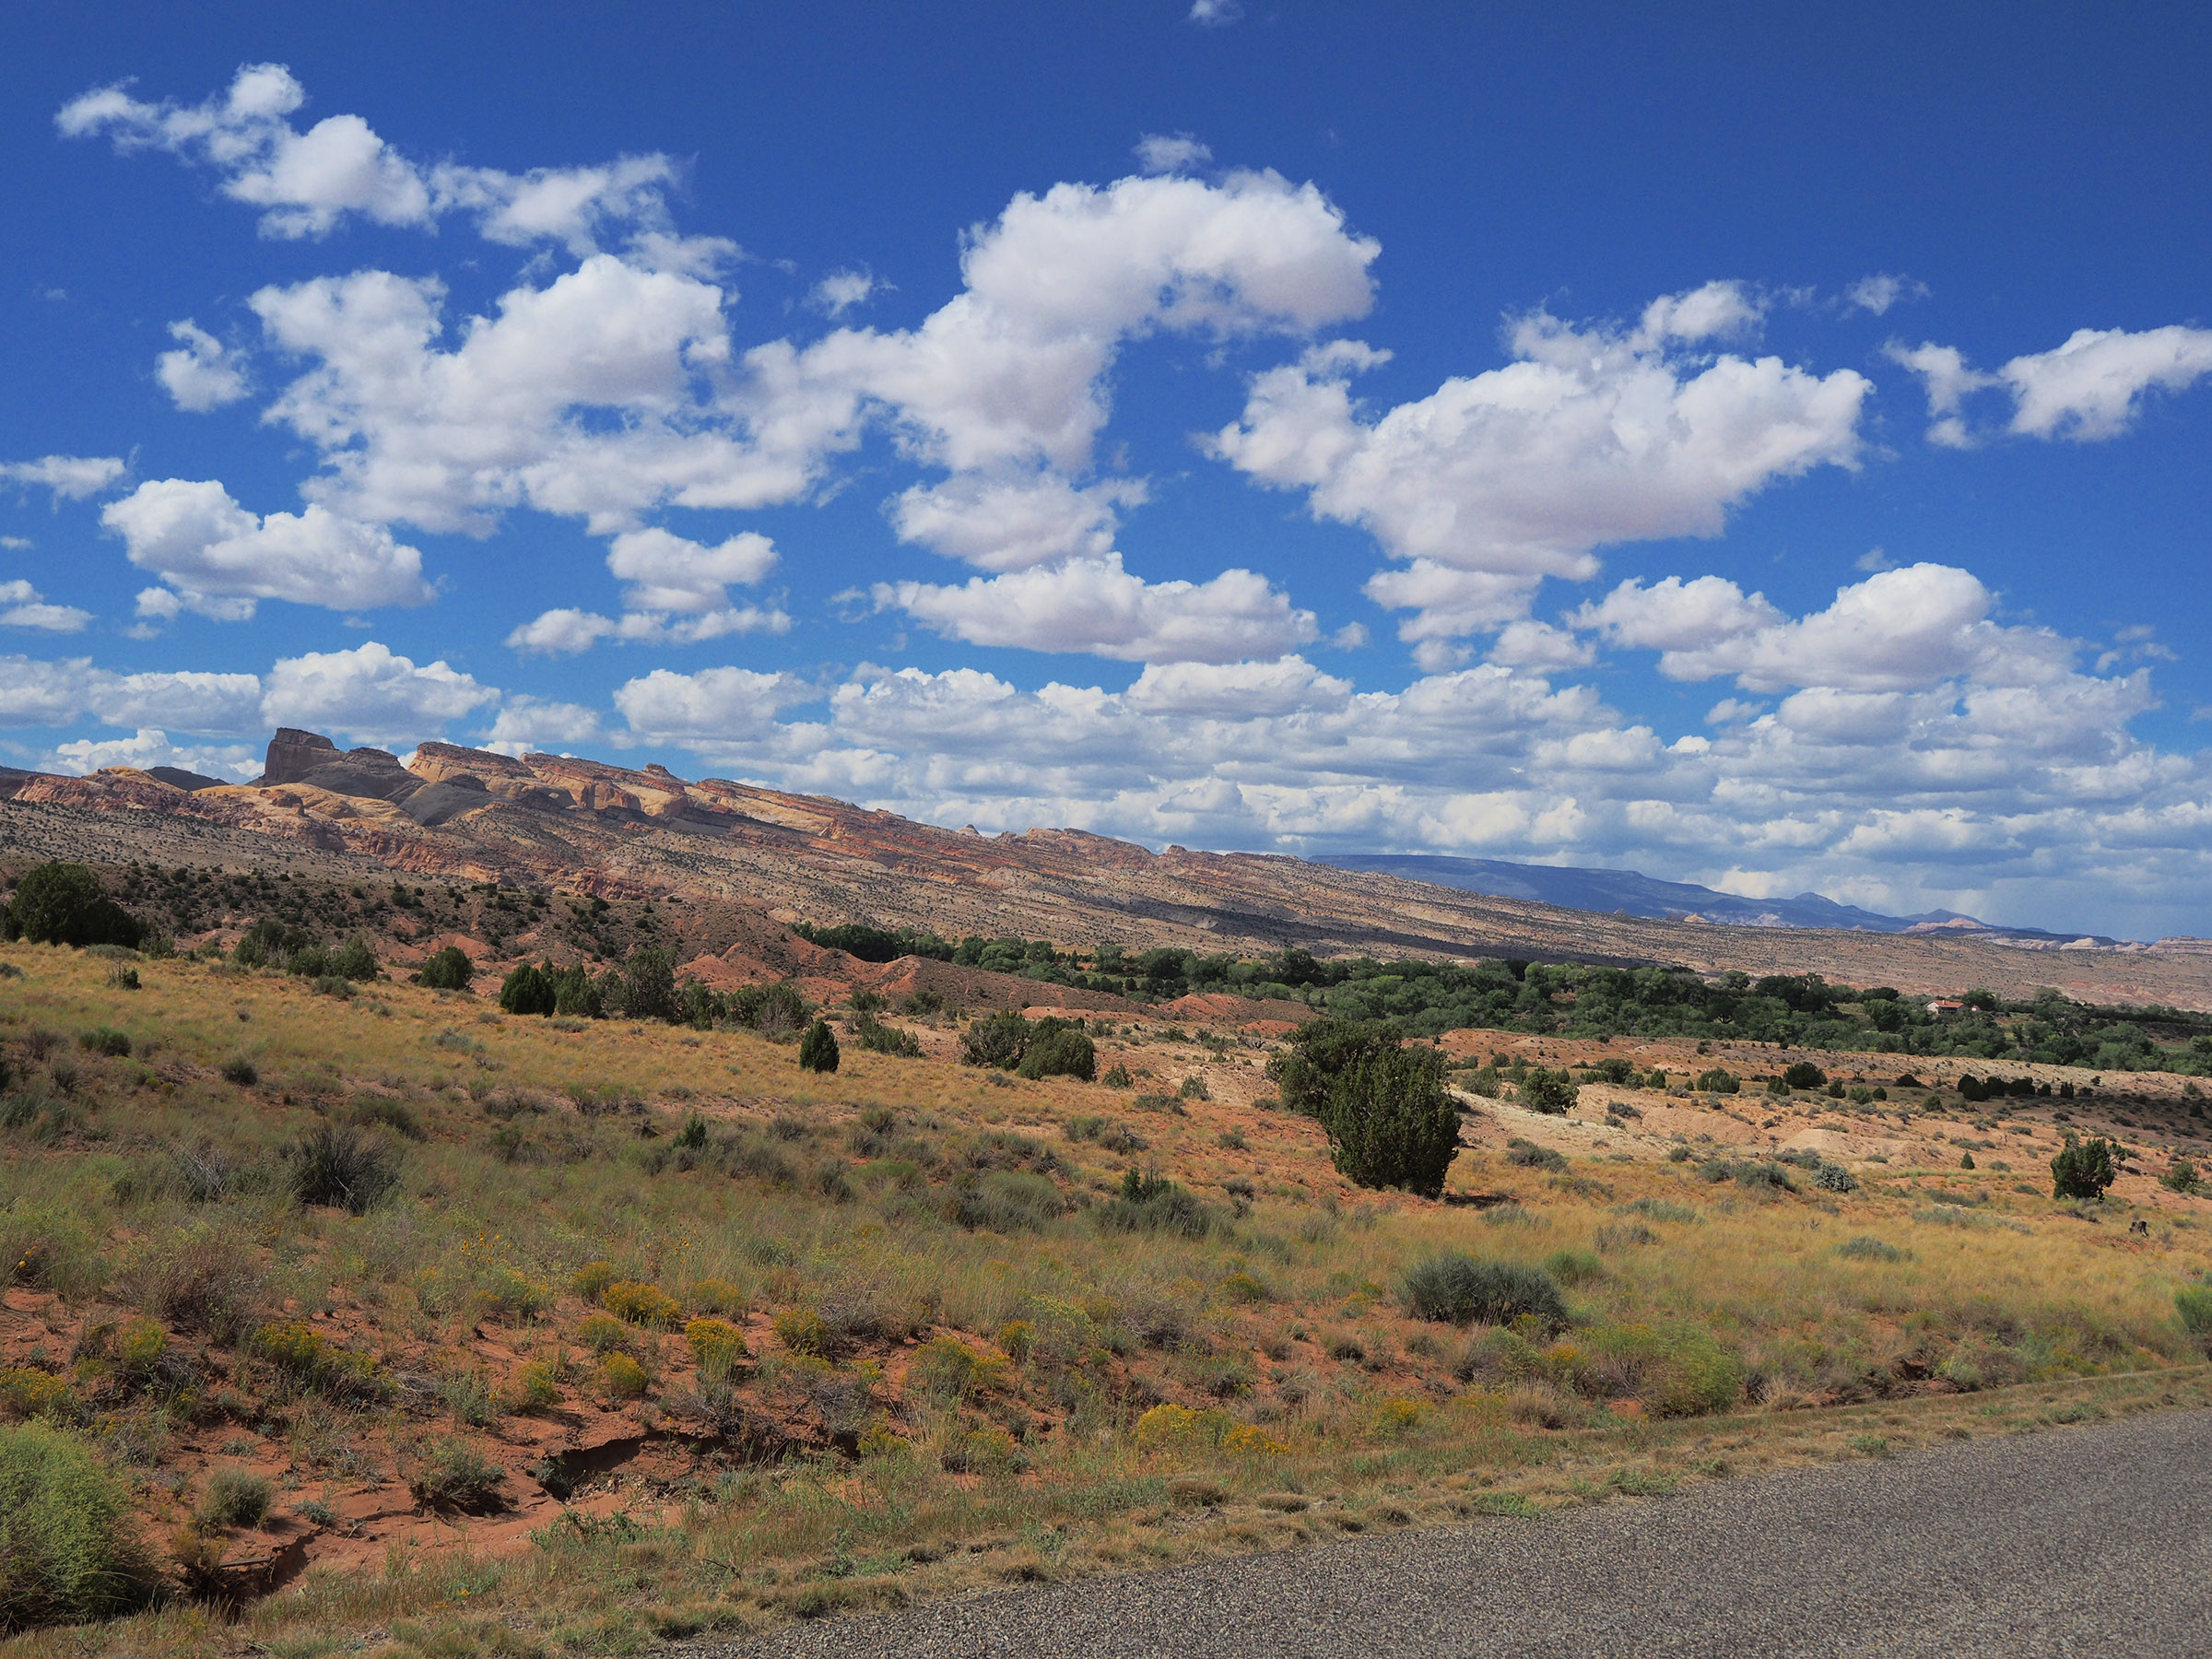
left=2, top=942, right=2209, bottom=1655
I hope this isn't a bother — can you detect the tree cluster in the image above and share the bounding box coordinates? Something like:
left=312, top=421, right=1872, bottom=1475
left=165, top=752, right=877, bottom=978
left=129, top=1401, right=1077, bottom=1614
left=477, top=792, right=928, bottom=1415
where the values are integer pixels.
left=959, top=1010, right=1097, bottom=1081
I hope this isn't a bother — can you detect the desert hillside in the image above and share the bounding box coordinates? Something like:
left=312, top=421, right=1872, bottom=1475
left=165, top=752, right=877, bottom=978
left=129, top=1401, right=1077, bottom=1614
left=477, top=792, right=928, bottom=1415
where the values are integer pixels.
left=5, top=730, right=2211, bottom=1010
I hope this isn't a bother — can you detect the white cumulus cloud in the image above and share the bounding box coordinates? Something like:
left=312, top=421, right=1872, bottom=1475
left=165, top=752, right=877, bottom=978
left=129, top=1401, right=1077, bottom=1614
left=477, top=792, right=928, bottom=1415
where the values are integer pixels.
left=1576, top=563, right=2073, bottom=693
left=156, top=320, right=250, bottom=411
left=47, top=728, right=260, bottom=781
left=0, top=454, right=128, bottom=501
left=0, top=581, right=90, bottom=633
left=873, top=553, right=1318, bottom=665
left=101, top=477, right=435, bottom=620
left=259, top=641, right=495, bottom=747
left=60, top=65, right=688, bottom=254
left=1890, top=323, right=2212, bottom=445
left=1212, top=282, right=1869, bottom=644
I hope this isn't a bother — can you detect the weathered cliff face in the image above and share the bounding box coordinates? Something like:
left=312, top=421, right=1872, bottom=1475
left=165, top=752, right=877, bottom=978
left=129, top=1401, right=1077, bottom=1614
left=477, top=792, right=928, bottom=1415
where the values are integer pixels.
left=258, top=728, right=341, bottom=786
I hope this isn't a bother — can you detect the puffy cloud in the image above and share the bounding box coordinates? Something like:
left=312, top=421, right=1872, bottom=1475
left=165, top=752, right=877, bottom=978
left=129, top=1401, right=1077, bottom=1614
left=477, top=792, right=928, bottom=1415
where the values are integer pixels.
left=259, top=641, right=495, bottom=746
left=0, top=655, right=95, bottom=727
left=0, top=454, right=127, bottom=501
left=888, top=474, right=1143, bottom=571
left=228, top=163, right=1374, bottom=570
left=807, top=270, right=877, bottom=315
left=88, top=668, right=265, bottom=735
left=1124, top=656, right=1352, bottom=718
left=46, top=728, right=259, bottom=781
left=504, top=603, right=789, bottom=655
left=60, top=65, right=684, bottom=253
left=253, top=260, right=752, bottom=535
left=0, top=656, right=262, bottom=735
left=0, top=581, right=90, bottom=633
left=101, top=478, right=433, bottom=619
left=1213, top=284, right=1869, bottom=642
left=874, top=553, right=1318, bottom=664
left=156, top=320, right=249, bottom=411
left=1188, top=0, right=1243, bottom=23
left=605, top=527, right=777, bottom=611
left=1843, top=274, right=1928, bottom=316
left=1488, top=620, right=1594, bottom=671
left=1576, top=564, right=2073, bottom=694
left=1891, top=324, right=2212, bottom=445
left=505, top=524, right=788, bottom=654
left=2002, top=325, right=2212, bottom=440
left=1135, top=133, right=1212, bottom=174
left=612, top=666, right=814, bottom=747
left=482, top=696, right=604, bottom=757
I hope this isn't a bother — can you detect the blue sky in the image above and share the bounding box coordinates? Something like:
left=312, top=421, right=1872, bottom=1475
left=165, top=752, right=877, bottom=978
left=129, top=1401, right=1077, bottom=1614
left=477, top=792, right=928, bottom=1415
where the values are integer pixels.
left=4, top=2, right=2211, bottom=936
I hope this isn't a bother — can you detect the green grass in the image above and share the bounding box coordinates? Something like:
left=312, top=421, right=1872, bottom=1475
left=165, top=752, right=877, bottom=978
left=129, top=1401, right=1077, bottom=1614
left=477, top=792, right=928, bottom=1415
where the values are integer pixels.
left=0, top=1423, right=159, bottom=1630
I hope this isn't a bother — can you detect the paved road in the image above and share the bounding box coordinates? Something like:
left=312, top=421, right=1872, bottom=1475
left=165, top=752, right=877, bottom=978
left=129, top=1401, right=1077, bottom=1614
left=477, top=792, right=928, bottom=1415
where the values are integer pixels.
left=725, top=1409, right=2212, bottom=1657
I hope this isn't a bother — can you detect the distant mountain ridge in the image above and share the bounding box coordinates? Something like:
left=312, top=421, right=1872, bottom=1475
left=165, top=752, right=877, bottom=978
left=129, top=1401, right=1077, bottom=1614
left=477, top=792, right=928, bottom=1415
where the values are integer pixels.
left=1314, top=853, right=2124, bottom=946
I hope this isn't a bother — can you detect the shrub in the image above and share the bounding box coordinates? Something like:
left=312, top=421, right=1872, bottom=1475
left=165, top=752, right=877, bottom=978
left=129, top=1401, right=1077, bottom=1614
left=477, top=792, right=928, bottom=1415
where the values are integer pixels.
left=912, top=1335, right=1002, bottom=1404
left=1506, top=1138, right=1568, bottom=1172
left=947, top=1170, right=1066, bottom=1232
left=551, top=966, right=603, bottom=1018
left=0, top=1367, right=70, bottom=1420
left=1518, top=1067, right=1579, bottom=1115
left=685, top=1317, right=749, bottom=1375
left=1584, top=1324, right=1742, bottom=1417
left=1543, top=1248, right=1605, bottom=1286
left=577, top=1313, right=629, bottom=1353
left=1101, top=1063, right=1133, bottom=1088
left=729, top=981, right=810, bottom=1035
left=1782, top=1062, right=1828, bottom=1090
left=1097, top=1170, right=1218, bottom=1239
left=6, top=863, right=143, bottom=949
left=595, top=1353, right=649, bottom=1401
left=193, top=1468, right=272, bottom=1529
left=2163, top=1159, right=2201, bottom=1194
left=852, top=1014, right=923, bottom=1057
left=509, top=1361, right=561, bottom=1412
left=409, top=1439, right=505, bottom=1511
left=498, top=963, right=557, bottom=1017
left=960, top=1009, right=1035, bottom=1070
left=797, top=1018, right=841, bottom=1074
left=1319, top=1041, right=1459, bottom=1198
left=1131, top=1404, right=1286, bottom=1458
left=571, top=1260, right=617, bottom=1303
left=938, top=1423, right=1024, bottom=1475
left=2052, top=1133, right=2118, bottom=1201
left=1018, top=1024, right=1098, bottom=1082
left=2175, top=1286, right=2212, bottom=1340
left=119, top=1229, right=263, bottom=1341
left=1267, top=1018, right=1399, bottom=1117
left=1693, top=1067, right=1740, bottom=1094
left=602, top=1280, right=680, bottom=1326
left=474, top=1266, right=549, bottom=1323
left=618, top=947, right=678, bottom=1023
left=78, top=1027, right=132, bottom=1058
left=331, top=936, right=379, bottom=981
left=218, top=1055, right=258, bottom=1087
left=773, top=1307, right=831, bottom=1358
left=0, top=1422, right=159, bottom=1628
left=1838, top=1236, right=1907, bottom=1263
left=416, top=947, right=474, bottom=991
left=1399, top=1253, right=1567, bottom=1330
left=287, top=1123, right=400, bottom=1213
left=688, top=1276, right=747, bottom=1314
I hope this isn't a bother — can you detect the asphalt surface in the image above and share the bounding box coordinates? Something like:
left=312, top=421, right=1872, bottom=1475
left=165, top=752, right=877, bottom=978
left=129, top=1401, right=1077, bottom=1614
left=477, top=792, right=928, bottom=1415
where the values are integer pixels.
left=723, top=1408, right=2212, bottom=1658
